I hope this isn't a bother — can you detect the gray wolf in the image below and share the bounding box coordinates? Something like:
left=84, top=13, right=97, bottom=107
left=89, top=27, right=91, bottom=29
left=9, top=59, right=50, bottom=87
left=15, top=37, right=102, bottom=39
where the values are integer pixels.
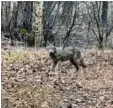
left=47, top=44, right=87, bottom=71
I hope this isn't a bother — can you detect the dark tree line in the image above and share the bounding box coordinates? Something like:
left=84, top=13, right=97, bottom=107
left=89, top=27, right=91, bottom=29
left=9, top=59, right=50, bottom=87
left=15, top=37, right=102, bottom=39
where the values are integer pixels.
left=1, top=1, right=34, bottom=46
left=1, top=1, right=113, bottom=49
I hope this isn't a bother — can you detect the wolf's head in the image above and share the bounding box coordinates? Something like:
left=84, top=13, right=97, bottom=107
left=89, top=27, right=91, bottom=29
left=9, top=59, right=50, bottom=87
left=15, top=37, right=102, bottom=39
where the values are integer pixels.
left=46, top=43, right=56, bottom=55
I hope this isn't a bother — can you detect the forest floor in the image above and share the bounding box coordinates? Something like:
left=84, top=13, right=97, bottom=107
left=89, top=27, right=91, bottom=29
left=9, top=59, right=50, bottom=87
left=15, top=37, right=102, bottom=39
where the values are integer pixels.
left=1, top=45, right=113, bottom=108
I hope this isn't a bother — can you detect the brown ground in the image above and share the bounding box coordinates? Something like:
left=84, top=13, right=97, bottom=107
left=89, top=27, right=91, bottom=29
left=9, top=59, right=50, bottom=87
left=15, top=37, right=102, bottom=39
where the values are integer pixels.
left=1, top=47, right=113, bottom=108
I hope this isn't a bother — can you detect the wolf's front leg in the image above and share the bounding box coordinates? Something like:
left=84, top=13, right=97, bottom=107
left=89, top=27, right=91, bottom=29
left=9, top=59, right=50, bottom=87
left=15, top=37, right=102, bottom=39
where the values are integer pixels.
left=52, top=61, right=58, bottom=71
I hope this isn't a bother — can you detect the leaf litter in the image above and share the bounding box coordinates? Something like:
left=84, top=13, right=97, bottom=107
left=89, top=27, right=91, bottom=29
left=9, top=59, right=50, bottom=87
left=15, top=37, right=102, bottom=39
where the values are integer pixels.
left=1, top=47, right=113, bottom=108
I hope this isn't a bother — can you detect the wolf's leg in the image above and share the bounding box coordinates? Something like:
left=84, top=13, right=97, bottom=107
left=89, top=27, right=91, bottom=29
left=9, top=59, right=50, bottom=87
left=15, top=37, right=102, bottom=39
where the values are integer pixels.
left=52, top=61, right=58, bottom=71
left=81, top=59, right=87, bottom=68
left=70, top=58, right=79, bottom=71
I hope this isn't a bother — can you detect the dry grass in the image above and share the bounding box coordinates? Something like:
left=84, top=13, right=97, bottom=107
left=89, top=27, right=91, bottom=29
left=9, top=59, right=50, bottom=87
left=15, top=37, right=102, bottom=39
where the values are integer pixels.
left=1, top=48, right=113, bottom=108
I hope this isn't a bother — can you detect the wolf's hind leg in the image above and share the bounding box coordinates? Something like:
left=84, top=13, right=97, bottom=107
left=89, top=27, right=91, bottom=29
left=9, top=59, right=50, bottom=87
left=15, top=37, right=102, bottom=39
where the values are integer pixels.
left=70, top=58, right=79, bottom=71
left=81, top=59, right=87, bottom=68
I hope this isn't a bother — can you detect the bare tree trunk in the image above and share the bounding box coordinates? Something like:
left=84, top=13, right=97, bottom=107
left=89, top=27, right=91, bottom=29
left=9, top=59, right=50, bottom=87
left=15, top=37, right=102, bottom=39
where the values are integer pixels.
left=101, top=1, right=108, bottom=47
left=101, top=1, right=108, bottom=27
left=87, top=22, right=91, bottom=45
left=32, top=1, right=43, bottom=49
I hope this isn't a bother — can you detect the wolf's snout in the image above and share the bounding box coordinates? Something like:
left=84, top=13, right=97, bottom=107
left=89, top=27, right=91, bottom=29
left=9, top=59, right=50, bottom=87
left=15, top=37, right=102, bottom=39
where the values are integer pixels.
left=49, top=49, right=54, bottom=54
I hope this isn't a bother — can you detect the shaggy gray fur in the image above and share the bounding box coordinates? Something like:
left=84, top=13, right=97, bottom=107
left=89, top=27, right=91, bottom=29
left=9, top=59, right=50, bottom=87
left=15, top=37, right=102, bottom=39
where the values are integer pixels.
left=47, top=44, right=86, bottom=71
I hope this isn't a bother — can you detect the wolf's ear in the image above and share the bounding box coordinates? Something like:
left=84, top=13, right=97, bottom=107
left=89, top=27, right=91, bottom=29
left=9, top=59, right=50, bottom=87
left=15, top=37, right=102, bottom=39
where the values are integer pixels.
left=49, top=41, right=55, bottom=47
left=47, top=41, right=50, bottom=46
left=53, top=42, right=55, bottom=46
left=50, top=41, right=55, bottom=46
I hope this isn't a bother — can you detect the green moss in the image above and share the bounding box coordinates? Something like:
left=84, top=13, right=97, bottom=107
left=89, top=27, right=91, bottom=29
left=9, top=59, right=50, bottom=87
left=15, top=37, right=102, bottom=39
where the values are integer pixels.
left=20, top=28, right=28, bottom=36
left=5, top=52, right=25, bottom=64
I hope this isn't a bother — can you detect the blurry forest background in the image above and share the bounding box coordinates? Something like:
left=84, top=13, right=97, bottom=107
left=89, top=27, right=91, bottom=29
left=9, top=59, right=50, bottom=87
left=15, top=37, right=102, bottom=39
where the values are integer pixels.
left=1, top=1, right=113, bottom=108
left=1, top=1, right=113, bottom=49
